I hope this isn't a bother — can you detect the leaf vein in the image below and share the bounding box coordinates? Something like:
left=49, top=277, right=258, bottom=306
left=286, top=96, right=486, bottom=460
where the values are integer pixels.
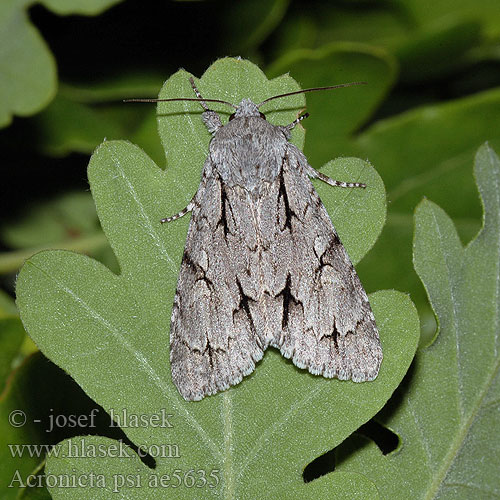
left=109, top=148, right=177, bottom=272
left=444, top=481, right=500, bottom=496
left=28, top=259, right=223, bottom=462
left=236, top=383, right=325, bottom=480
left=431, top=208, right=464, bottom=419
left=406, top=394, right=433, bottom=472
left=425, top=357, right=500, bottom=499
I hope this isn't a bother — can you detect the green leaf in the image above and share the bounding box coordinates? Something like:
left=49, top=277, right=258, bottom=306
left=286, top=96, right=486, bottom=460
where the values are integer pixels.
left=314, top=157, right=386, bottom=265
left=265, top=18, right=500, bottom=331
left=401, top=0, right=500, bottom=39
left=18, top=466, right=53, bottom=500
left=220, top=0, right=290, bottom=52
left=33, top=74, right=165, bottom=161
left=16, top=461, right=52, bottom=500
left=357, top=88, right=500, bottom=218
left=16, top=58, right=419, bottom=498
left=335, top=143, right=500, bottom=497
left=59, top=73, right=164, bottom=103
left=394, top=19, right=482, bottom=82
left=0, top=192, right=116, bottom=275
left=267, top=42, right=398, bottom=168
left=0, top=352, right=129, bottom=499
left=0, top=353, right=45, bottom=500
left=40, top=0, right=122, bottom=16
left=269, top=7, right=483, bottom=84
left=0, top=1, right=56, bottom=128
left=0, top=317, right=25, bottom=391
left=0, top=289, right=18, bottom=317
left=2, top=192, right=99, bottom=249
left=0, top=0, right=122, bottom=127
left=33, top=96, right=126, bottom=157
left=353, top=87, right=500, bottom=322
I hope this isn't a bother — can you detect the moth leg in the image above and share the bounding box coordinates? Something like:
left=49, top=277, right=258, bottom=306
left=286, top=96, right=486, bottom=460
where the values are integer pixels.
left=284, top=112, right=366, bottom=188
left=189, top=77, right=222, bottom=134
left=283, top=112, right=309, bottom=136
left=160, top=199, right=195, bottom=223
left=306, top=165, right=366, bottom=189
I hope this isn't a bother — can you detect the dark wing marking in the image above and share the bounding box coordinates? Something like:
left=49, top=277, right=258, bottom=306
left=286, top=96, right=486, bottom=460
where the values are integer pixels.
left=170, top=159, right=273, bottom=401
left=269, top=145, right=383, bottom=381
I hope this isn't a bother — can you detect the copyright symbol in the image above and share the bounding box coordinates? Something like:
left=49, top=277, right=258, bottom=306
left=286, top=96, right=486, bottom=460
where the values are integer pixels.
left=9, top=410, right=26, bottom=427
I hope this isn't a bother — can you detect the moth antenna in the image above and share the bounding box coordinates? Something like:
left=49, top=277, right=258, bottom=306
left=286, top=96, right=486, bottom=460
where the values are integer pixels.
left=257, top=82, right=367, bottom=108
left=123, top=97, right=236, bottom=108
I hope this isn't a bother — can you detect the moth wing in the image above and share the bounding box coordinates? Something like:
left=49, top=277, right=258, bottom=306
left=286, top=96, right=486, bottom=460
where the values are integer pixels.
left=169, top=160, right=267, bottom=401
left=271, top=146, right=383, bottom=381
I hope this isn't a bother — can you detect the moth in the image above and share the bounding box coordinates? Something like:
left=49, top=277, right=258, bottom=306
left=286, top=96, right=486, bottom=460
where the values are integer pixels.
left=129, top=78, right=382, bottom=401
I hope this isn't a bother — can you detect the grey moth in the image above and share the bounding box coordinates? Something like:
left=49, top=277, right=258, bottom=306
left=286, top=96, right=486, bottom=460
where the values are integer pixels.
left=150, top=78, right=383, bottom=401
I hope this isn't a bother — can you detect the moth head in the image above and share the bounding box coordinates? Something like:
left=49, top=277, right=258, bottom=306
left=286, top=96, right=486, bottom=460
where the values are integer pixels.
left=229, top=99, right=266, bottom=121
left=226, top=82, right=368, bottom=122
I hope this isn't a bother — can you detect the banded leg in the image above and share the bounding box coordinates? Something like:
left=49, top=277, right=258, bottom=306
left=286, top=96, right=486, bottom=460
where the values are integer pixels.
left=284, top=111, right=366, bottom=188
left=309, top=167, right=366, bottom=189
left=160, top=199, right=195, bottom=223
left=284, top=112, right=309, bottom=134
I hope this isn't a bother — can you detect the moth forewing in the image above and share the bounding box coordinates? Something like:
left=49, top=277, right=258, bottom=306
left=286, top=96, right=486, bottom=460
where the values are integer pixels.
left=162, top=78, right=382, bottom=401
